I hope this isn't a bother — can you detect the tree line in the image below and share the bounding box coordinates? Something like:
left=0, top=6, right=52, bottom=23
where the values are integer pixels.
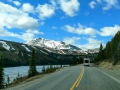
left=96, top=30, right=120, bottom=65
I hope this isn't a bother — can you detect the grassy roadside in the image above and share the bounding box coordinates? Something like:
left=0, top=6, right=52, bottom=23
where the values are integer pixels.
left=97, top=60, right=120, bottom=71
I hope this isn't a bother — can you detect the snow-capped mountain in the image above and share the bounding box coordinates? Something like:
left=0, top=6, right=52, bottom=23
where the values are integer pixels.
left=0, top=39, right=97, bottom=67
left=0, top=39, right=85, bottom=67
left=0, top=39, right=72, bottom=67
left=26, top=38, right=81, bottom=51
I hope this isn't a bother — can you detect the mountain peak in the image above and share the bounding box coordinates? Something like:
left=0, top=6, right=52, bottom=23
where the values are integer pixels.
left=26, top=38, right=81, bottom=51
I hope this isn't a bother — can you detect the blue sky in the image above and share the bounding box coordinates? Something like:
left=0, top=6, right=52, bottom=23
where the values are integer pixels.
left=0, top=0, right=120, bottom=49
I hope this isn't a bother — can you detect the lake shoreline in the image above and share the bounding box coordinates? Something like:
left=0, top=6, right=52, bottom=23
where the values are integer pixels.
left=4, top=65, right=69, bottom=83
left=4, top=66, right=65, bottom=89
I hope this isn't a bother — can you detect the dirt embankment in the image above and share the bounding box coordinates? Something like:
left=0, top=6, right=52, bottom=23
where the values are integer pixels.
left=98, top=60, right=120, bottom=71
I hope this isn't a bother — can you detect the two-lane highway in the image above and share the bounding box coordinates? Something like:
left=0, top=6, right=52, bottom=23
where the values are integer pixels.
left=7, top=65, right=120, bottom=90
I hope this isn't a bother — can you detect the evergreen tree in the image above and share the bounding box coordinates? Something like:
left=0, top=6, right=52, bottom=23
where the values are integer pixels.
left=49, top=64, right=53, bottom=73
left=100, top=43, right=103, bottom=52
left=111, top=31, right=120, bottom=59
left=7, top=76, right=10, bottom=87
left=97, top=43, right=103, bottom=61
left=42, top=65, right=45, bottom=73
left=105, top=41, right=112, bottom=59
left=20, top=75, right=22, bottom=82
left=17, top=72, right=20, bottom=79
left=0, top=55, right=4, bottom=89
left=28, top=49, right=37, bottom=77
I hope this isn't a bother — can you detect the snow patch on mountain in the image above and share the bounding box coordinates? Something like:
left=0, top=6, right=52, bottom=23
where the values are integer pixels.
left=22, top=45, right=30, bottom=52
left=60, top=50, right=66, bottom=54
left=40, top=50, right=48, bottom=55
left=0, top=41, right=10, bottom=51
left=44, top=48, right=52, bottom=52
left=32, top=46, right=37, bottom=49
left=10, top=44, right=16, bottom=50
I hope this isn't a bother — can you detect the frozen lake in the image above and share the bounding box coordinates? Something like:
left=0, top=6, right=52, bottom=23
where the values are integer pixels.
left=4, top=65, right=68, bottom=83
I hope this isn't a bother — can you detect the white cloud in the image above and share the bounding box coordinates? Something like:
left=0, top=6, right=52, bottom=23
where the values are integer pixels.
left=21, top=35, right=34, bottom=41
left=22, top=3, right=34, bottom=13
left=102, top=0, right=119, bottom=10
left=36, top=3, right=55, bottom=20
left=63, top=37, right=80, bottom=45
left=20, top=30, right=44, bottom=41
left=50, top=0, right=57, bottom=7
left=0, top=25, right=43, bottom=41
left=89, top=1, right=97, bottom=9
left=90, top=0, right=120, bottom=10
left=63, top=37, right=104, bottom=49
left=7, top=0, right=21, bottom=6
left=0, top=26, right=34, bottom=42
left=13, top=1, right=21, bottom=6
left=20, top=31, right=36, bottom=41
left=17, top=15, right=38, bottom=30
left=0, top=2, right=38, bottom=29
left=0, top=25, right=19, bottom=37
left=0, top=2, right=43, bottom=41
left=100, top=25, right=120, bottom=36
left=64, top=23, right=120, bottom=37
left=78, top=38, right=103, bottom=49
left=63, top=23, right=98, bottom=36
left=59, top=0, right=80, bottom=17
left=26, top=29, right=44, bottom=34
left=0, top=14, right=38, bottom=30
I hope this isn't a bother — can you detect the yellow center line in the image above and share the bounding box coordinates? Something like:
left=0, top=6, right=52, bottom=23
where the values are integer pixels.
left=76, top=67, right=84, bottom=87
left=70, top=67, right=84, bottom=90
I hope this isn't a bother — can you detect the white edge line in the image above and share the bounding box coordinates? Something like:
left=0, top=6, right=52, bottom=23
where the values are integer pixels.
left=96, top=68, right=120, bottom=83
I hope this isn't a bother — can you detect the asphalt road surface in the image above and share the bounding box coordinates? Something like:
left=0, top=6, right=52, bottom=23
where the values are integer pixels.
left=6, top=65, right=120, bottom=90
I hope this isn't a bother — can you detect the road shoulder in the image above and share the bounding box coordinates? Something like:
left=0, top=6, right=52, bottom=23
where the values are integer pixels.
left=97, top=67, right=120, bottom=83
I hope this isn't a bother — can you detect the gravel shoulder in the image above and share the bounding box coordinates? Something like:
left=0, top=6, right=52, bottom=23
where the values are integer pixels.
left=98, top=67, right=120, bottom=82
left=97, top=61, right=120, bottom=82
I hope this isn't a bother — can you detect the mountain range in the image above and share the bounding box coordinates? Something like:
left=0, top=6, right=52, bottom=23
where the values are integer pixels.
left=0, top=38, right=83, bottom=67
